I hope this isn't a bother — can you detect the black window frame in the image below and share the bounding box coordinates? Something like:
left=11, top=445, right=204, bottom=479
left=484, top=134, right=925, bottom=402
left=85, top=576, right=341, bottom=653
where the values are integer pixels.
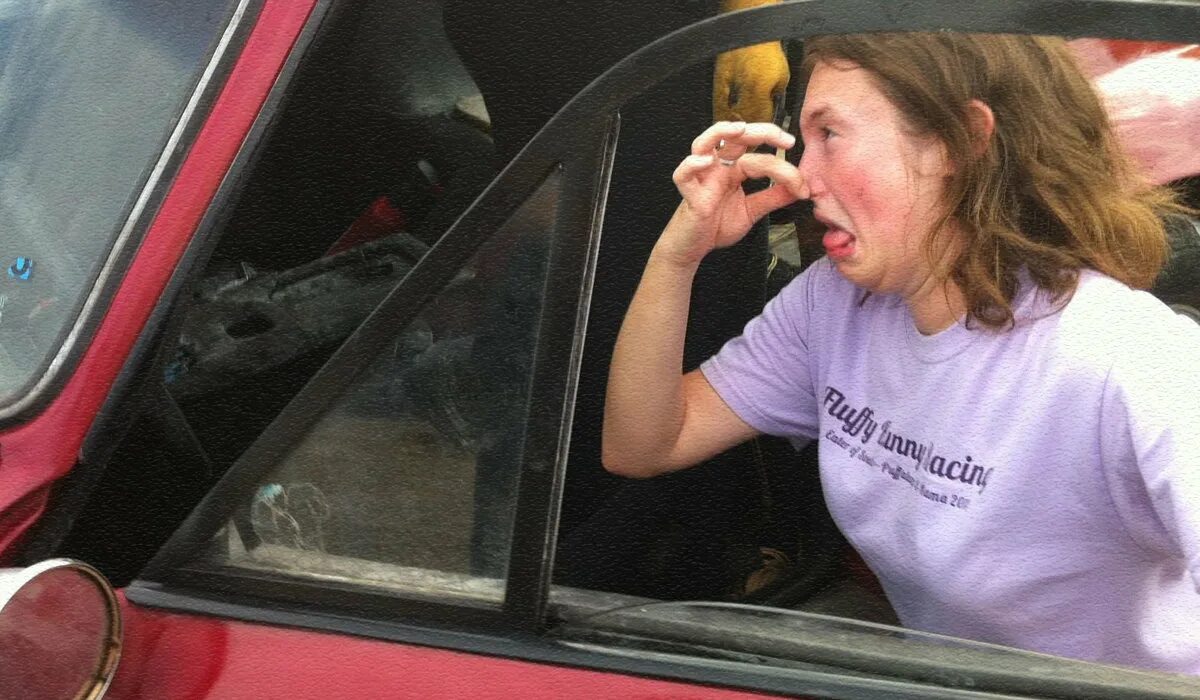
left=132, top=112, right=622, bottom=632
left=127, top=0, right=1200, bottom=697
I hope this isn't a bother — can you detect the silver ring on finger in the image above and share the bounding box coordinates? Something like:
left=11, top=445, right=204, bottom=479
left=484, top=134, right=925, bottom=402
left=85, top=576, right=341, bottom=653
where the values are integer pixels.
left=715, top=139, right=737, bottom=166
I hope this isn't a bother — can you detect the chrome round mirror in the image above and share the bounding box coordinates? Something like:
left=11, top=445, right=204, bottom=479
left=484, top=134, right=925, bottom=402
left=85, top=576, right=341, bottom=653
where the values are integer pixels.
left=0, top=559, right=122, bottom=700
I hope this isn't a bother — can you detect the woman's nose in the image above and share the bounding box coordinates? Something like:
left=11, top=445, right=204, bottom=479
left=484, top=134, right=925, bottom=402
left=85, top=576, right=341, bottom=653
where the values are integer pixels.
left=795, top=148, right=817, bottom=199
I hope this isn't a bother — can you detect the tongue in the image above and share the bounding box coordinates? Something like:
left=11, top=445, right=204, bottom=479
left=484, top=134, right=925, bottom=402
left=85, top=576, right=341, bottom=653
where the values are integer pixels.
left=823, top=229, right=854, bottom=252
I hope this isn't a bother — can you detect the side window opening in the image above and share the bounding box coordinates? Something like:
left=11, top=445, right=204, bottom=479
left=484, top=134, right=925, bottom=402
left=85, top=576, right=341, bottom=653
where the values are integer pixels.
left=557, top=28, right=1200, bottom=610
left=547, top=26, right=1200, bottom=698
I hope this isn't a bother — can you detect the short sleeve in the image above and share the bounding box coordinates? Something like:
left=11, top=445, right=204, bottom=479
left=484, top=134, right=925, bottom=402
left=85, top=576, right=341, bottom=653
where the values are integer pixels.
left=1100, top=308, right=1200, bottom=592
left=699, top=261, right=823, bottom=442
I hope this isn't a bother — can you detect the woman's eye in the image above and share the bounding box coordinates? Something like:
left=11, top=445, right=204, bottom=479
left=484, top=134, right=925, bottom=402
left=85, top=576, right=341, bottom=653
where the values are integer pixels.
left=821, top=126, right=836, bottom=141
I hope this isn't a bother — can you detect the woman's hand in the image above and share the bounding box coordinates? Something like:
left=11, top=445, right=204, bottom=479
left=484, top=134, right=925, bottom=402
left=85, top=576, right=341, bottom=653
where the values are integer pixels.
left=659, top=121, right=805, bottom=267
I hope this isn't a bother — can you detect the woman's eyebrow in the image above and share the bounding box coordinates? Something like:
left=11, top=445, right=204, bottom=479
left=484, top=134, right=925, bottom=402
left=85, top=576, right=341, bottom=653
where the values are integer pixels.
left=800, top=105, right=835, bottom=127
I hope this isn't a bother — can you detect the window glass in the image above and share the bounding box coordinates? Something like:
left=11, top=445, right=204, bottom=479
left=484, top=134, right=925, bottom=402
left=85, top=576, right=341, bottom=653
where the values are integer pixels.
left=187, top=171, right=560, bottom=604
left=0, top=0, right=241, bottom=404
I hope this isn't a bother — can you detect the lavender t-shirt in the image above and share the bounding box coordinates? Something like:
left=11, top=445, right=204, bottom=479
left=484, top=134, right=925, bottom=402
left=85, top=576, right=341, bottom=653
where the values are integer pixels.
left=701, top=257, right=1200, bottom=674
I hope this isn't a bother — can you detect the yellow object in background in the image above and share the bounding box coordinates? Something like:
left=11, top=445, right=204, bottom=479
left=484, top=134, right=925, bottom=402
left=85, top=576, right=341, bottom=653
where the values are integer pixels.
left=714, top=0, right=789, bottom=123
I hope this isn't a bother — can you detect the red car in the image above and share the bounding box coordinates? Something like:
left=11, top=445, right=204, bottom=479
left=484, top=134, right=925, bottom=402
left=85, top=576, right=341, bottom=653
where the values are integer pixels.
left=2, top=0, right=1200, bottom=698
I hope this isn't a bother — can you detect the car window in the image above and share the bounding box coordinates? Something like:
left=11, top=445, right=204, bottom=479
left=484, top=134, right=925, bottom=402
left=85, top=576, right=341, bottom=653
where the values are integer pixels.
left=177, top=171, right=560, bottom=603
left=0, top=0, right=242, bottom=406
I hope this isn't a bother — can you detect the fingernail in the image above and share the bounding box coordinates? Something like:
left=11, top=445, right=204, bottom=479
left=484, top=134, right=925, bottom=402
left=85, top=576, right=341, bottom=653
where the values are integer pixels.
left=731, top=121, right=746, bottom=130
left=784, top=134, right=796, bottom=147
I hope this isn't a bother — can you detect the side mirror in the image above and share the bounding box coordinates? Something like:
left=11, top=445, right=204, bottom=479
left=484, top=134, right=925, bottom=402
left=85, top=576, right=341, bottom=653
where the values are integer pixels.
left=0, top=559, right=122, bottom=699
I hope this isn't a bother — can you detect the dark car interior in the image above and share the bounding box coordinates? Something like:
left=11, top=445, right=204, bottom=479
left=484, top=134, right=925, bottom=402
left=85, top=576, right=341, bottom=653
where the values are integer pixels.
left=19, top=0, right=1200, bottom=634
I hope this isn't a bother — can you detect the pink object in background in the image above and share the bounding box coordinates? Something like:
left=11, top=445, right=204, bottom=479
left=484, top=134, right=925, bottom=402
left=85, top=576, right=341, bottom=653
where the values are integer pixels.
left=1073, top=39, right=1200, bottom=185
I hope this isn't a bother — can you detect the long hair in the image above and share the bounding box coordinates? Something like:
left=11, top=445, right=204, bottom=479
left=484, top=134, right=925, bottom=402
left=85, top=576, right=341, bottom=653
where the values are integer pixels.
left=800, top=33, right=1181, bottom=329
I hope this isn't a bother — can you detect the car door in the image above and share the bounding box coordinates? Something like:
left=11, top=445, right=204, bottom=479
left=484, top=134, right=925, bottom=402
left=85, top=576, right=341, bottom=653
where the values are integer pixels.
left=0, top=0, right=326, bottom=561
left=27, top=0, right=1200, bottom=698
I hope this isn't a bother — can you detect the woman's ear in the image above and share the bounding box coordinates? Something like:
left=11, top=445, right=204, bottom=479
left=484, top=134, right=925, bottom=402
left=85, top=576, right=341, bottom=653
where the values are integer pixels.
left=967, top=99, right=996, bottom=157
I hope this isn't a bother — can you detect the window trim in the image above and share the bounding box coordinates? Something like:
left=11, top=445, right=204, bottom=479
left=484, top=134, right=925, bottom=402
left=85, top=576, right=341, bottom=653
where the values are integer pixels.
left=503, top=114, right=621, bottom=630
left=553, top=600, right=1200, bottom=700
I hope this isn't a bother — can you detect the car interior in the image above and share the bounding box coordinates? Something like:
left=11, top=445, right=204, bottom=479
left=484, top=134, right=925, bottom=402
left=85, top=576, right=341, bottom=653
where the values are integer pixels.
left=21, top=0, right=1200, bottom=643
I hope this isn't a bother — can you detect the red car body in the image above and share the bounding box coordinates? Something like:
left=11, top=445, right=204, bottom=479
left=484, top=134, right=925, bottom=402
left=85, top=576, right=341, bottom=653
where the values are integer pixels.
left=107, top=594, right=769, bottom=699
left=2, top=1, right=1199, bottom=698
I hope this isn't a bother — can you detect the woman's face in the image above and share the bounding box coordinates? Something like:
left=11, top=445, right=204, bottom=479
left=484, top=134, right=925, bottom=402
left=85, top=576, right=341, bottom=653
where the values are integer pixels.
left=797, top=60, right=954, bottom=297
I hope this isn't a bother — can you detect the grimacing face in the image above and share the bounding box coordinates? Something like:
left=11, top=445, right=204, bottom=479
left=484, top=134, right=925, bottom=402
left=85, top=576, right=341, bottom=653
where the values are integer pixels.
left=797, top=60, right=956, bottom=299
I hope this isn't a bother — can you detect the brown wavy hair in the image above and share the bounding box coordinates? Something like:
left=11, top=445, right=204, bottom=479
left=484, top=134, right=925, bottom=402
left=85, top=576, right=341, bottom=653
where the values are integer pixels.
left=799, top=33, right=1182, bottom=330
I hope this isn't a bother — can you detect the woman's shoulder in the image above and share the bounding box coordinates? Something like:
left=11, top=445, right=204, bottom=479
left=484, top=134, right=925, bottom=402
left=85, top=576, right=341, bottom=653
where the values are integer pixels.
left=1046, top=269, right=1200, bottom=370
left=1065, top=270, right=1181, bottom=328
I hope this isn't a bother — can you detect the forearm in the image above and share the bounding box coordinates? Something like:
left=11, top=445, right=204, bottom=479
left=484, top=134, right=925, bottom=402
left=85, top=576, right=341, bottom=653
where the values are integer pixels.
left=603, top=122, right=799, bottom=477
left=602, top=223, right=700, bottom=477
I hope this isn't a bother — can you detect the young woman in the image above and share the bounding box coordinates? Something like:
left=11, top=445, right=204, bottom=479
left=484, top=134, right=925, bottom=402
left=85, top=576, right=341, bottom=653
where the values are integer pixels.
left=602, top=33, right=1200, bottom=674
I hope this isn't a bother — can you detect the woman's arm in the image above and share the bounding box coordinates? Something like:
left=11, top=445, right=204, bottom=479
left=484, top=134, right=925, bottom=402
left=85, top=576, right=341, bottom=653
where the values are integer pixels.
left=601, top=121, right=803, bottom=478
